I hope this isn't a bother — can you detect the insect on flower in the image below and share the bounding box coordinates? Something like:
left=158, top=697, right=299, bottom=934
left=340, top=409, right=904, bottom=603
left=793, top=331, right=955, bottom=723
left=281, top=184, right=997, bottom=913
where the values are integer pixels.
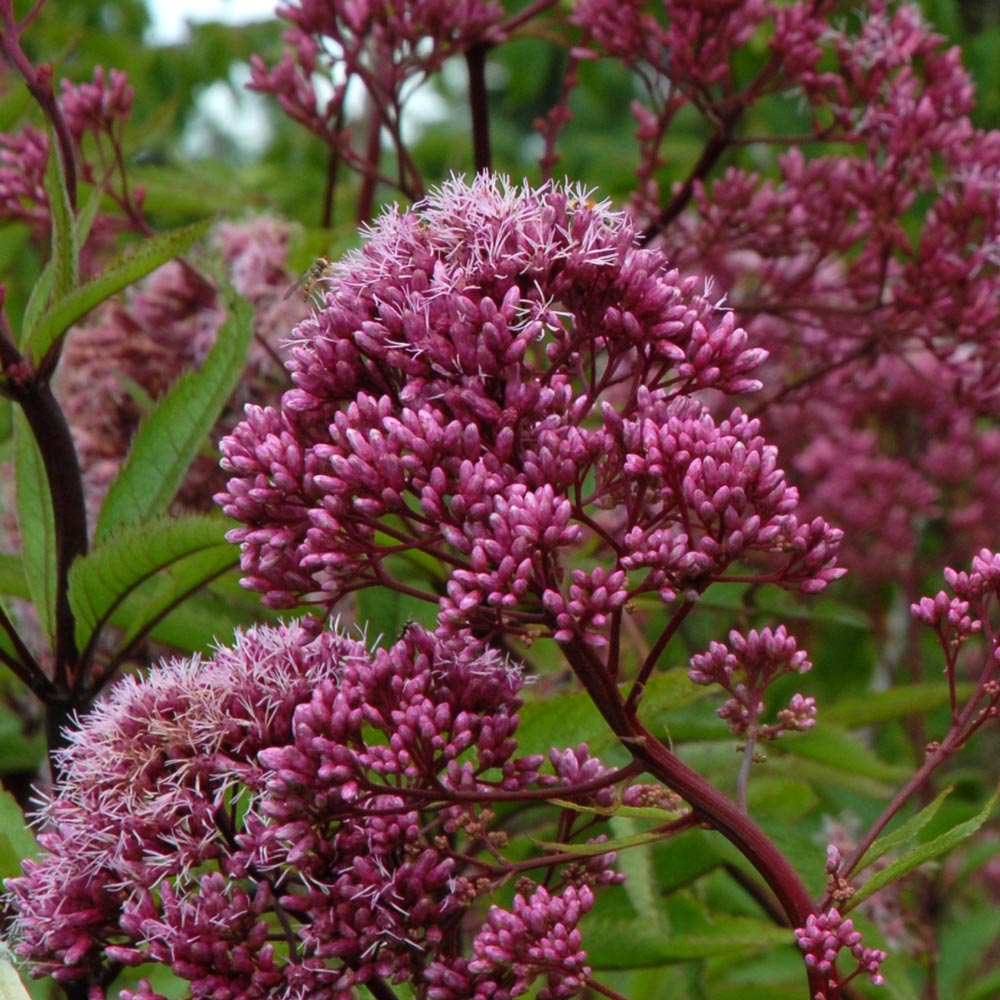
left=284, top=256, right=331, bottom=307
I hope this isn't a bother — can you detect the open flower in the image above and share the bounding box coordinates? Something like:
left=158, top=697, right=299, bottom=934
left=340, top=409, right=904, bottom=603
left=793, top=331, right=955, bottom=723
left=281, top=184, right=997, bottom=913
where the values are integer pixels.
left=217, top=175, right=842, bottom=646
left=6, top=618, right=621, bottom=998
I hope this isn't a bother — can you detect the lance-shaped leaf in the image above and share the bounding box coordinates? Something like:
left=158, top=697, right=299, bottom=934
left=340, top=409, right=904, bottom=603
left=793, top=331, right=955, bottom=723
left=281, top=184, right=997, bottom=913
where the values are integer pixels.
left=109, top=545, right=239, bottom=659
left=111, top=572, right=282, bottom=656
left=0, top=787, right=38, bottom=882
left=847, top=787, right=999, bottom=911
left=853, top=786, right=953, bottom=873
left=44, top=130, right=77, bottom=300
left=611, top=815, right=668, bottom=933
left=68, top=515, right=232, bottom=660
left=95, top=280, right=253, bottom=542
left=23, top=219, right=212, bottom=368
left=583, top=914, right=792, bottom=968
left=20, top=181, right=106, bottom=351
left=13, top=412, right=56, bottom=642
left=824, top=683, right=974, bottom=728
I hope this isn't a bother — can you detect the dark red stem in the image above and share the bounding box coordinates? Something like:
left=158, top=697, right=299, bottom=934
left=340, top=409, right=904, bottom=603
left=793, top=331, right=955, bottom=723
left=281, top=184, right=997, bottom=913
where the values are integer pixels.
left=466, top=43, right=492, bottom=174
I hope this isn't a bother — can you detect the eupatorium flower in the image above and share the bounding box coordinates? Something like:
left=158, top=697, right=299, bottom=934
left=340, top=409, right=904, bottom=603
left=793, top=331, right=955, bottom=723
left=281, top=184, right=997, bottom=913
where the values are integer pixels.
left=795, top=908, right=887, bottom=989
left=5, top=619, right=622, bottom=998
left=217, top=175, right=843, bottom=646
left=249, top=0, right=504, bottom=180
left=689, top=625, right=816, bottom=739
left=0, top=66, right=143, bottom=253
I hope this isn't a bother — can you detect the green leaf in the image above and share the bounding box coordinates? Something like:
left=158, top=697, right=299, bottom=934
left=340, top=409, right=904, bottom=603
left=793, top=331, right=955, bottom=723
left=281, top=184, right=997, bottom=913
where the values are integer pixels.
left=776, top=724, right=910, bottom=784
left=68, top=515, right=232, bottom=658
left=73, top=177, right=107, bottom=252
left=19, top=179, right=103, bottom=347
left=516, top=668, right=712, bottom=758
left=847, top=787, right=999, bottom=910
left=112, top=544, right=239, bottom=655
left=855, top=785, right=953, bottom=872
left=18, top=264, right=55, bottom=351
left=610, top=816, right=666, bottom=931
left=0, top=554, right=28, bottom=599
left=13, top=412, right=56, bottom=641
left=0, top=787, right=38, bottom=881
left=549, top=799, right=683, bottom=822
left=119, top=570, right=283, bottom=655
left=583, top=914, right=792, bottom=969
left=43, top=131, right=77, bottom=298
left=24, top=219, right=212, bottom=369
left=0, top=597, right=28, bottom=673
left=745, top=776, right=818, bottom=822
left=95, top=278, right=252, bottom=542
left=959, top=967, right=1000, bottom=1000
left=823, top=683, right=974, bottom=728
left=536, top=828, right=668, bottom=855
left=0, top=709, right=45, bottom=774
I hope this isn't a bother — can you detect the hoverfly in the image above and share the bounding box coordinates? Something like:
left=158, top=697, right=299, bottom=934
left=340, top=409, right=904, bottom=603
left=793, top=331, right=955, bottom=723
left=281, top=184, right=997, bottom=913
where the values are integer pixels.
left=284, top=256, right=331, bottom=308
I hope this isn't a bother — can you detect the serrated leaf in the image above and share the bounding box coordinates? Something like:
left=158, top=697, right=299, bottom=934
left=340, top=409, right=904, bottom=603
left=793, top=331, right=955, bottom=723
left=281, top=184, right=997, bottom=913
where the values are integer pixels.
left=94, top=277, right=252, bottom=542
left=516, top=668, right=712, bottom=758
left=549, top=799, right=683, bottom=822
left=13, top=412, right=55, bottom=641
left=583, top=914, right=792, bottom=969
left=73, top=178, right=107, bottom=253
left=610, top=816, right=665, bottom=930
left=536, top=828, right=668, bottom=855
left=68, top=515, right=231, bottom=658
left=44, top=131, right=77, bottom=298
left=112, top=544, right=239, bottom=655
left=847, top=787, right=999, bottom=910
left=823, top=683, right=974, bottom=728
left=777, top=724, right=909, bottom=784
left=20, top=179, right=105, bottom=345
left=24, top=219, right=212, bottom=368
left=121, top=570, right=284, bottom=655
left=18, top=264, right=55, bottom=350
left=854, top=786, right=953, bottom=873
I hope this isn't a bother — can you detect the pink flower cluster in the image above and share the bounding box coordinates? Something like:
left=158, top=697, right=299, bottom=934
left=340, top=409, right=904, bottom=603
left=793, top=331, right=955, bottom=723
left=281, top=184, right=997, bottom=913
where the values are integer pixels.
left=426, top=884, right=594, bottom=1000
left=0, top=65, right=142, bottom=249
left=911, top=549, right=1000, bottom=653
left=217, top=175, right=843, bottom=646
left=795, top=908, right=887, bottom=991
left=688, top=625, right=816, bottom=739
left=59, top=66, right=133, bottom=143
left=5, top=618, right=621, bottom=998
left=590, top=0, right=1000, bottom=583
left=249, top=0, right=504, bottom=193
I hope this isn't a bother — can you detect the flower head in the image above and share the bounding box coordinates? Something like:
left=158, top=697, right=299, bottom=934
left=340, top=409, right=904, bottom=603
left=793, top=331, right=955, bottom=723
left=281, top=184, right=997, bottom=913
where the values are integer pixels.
left=6, top=619, right=622, bottom=997
left=689, top=625, right=816, bottom=739
left=218, top=175, right=842, bottom=645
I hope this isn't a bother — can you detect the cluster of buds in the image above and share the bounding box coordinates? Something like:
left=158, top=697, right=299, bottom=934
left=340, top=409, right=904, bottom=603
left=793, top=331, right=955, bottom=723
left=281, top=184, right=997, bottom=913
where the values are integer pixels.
left=5, top=618, right=623, bottom=998
left=795, top=908, right=887, bottom=993
left=217, top=175, right=843, bottom=651
left=688, top=625, right=817, bottom=741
